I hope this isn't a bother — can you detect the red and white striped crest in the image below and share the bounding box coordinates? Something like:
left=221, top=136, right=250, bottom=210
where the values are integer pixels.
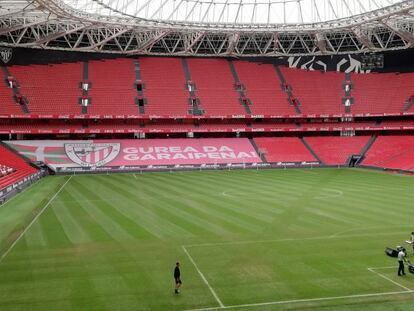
left=65, top=143, right=121, bottom=167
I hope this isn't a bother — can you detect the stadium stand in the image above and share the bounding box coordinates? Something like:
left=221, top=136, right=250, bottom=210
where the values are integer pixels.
left=362, top=136, right=414, bottom=171
left=187, top=59, right=245, bottom=115
left=350, top=72, right=414, bottom=114
left=88, top=59, right=138, bottom=115
left=233, top=61, right=296, bottom=115
left=4, top=58, right=414, bottom=118
left=140, top=57, right=190, bottom=115
left=0, top=165, right=14, bottom=176
left=0, top=144, right=37, bottom=190
left=0, top=75, right=24, bottom=114
left=9, top=63, right=83, bottom=114
left=305, top=136, right=370, bottom=165
left=254, top=137, right=317, bottom=163
left=279, top=67, right=345, bottom=114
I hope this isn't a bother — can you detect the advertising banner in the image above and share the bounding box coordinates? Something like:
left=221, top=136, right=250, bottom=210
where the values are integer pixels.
left=6, top=138, right=262, bottom=171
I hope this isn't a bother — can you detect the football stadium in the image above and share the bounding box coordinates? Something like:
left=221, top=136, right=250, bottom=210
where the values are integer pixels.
left=2, top=0, right=414, bottom=310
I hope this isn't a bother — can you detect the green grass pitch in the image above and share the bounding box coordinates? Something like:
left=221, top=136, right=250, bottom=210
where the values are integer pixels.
left=1, top=168, right=414, bottom=310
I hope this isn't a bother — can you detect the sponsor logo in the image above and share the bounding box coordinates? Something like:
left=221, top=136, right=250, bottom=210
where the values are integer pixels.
left=0, top=47, right=12, bottom=64
left=65, top=143, right=120, bottom=167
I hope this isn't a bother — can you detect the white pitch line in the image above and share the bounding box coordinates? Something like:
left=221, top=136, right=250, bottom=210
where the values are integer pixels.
left=0, top=175, right=73, bottom=264
left=133, top=174, right=138, bottom=179
left=331, top=224, right=414, bottom=238
left=184, top=231, right=409, bottom=248
left=184, top=290, right=414, bottom=311
left=182, top=246, right=224, bottom=308
left=368, top=268, right=412, bottom=291
left=367, top=266, right=396, bottom=270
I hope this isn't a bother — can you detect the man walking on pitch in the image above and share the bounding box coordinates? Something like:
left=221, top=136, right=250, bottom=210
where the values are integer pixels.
left=174, top=262, right=182, bottom=294
left=398, top=247, right=408, bottom=276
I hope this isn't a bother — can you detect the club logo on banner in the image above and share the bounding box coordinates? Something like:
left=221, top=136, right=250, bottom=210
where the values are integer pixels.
left=65, top=143, right=121, bottom=167
left=0, top=47, right=12, bottom=64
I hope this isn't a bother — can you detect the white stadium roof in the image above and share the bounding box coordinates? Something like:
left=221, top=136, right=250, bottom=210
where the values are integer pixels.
left=0, top=0, right=414, bottom=56
left=62, top=0, right=404, bottom=25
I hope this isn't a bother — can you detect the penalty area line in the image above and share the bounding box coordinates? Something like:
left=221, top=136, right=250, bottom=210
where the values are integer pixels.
left=0, top=175, right=73, bottom=264
left=182, top=246, right=225, bottom=308
left=368, top=268, right=412, bottom=292
left=183, top=231, right=410, bottom=248
left=184, top=289, right=414, bottom=311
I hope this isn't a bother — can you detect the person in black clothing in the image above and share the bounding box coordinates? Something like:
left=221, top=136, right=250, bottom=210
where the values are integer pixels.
left=174, top=262, right=182, bottom=294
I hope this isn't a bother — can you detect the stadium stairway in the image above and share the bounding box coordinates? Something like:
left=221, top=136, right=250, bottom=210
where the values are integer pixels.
left=182, top=58, right=204, bottom=116
left=403, top=95, right=414, bottom=111
left=1, top=65, right=29, bottom=114
left=280, top=67, right=345, bottom=115
left=350, top=72, right=414, bottom=114
left=233, top=61, right=296, bottom=115
left=133, top=58, right=145, bottom=115
left=274, top=65, right=302, bottom=114
left=342, top=72, right=353, bottom=114
left=305, top=136, right=371, bottom=166
left=88, top=59, right=139, bottom=115
left=187, top=58, right=245, bottom=115
left=358, top=135, right=377, bottom=164
left=301, top=137, right=325, bottom=165
left=228, top=60, right=252, bottom=114
left=249, top=138, right=267, bottom=162
left=81, top=61, right=89, bottom=114
left=360, top=136, right=414, bottom=170
left=10, top=62, right=84, bottom=115
left=254, top=137, right=317, bottom=163
left=140, top=57, right=189, bottom=115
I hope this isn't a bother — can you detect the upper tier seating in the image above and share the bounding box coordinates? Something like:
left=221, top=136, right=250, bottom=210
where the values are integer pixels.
left=280, top=67, right=345, bottom=114
left=187, top=59, right=245, bottom=115
left=234, top=62, right=296, bottom=115
left=305, top=136, right=370, bottom=165
left=4, top=58, right=414, bottom=118
left=140, top=57, right=189, bottom=115
left=9, top=63, right=83, bottom=114
left=254, top=137, right=316, bottom=162
left=350, top=72, right=414, bottom=114
left=363, top=136, right=414, bottom=171
left=88, top=59, right=138, bottom=115
left=0, top=78, right=23, bottom=114
left=0, top=144, right=37, bottom=190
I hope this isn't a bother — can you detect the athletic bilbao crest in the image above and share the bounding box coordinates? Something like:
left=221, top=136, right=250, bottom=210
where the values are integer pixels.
left=0, top=47, right=12, bottom=64
left=65, top=143, right=120, bottom=167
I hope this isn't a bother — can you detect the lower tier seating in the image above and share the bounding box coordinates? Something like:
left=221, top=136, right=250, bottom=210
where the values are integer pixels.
left=305, top=136, right=370, bottom=165
left=363, top=136, right=414, bottom=171
left=254, top=137, right=317, bottom=163
left=1, top=165, right=14, bottom=177
left=0, top=144, right=37, bottom=190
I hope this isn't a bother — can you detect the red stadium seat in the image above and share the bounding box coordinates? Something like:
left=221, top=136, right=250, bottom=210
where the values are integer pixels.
left=0, top=144, right=37, bottom=190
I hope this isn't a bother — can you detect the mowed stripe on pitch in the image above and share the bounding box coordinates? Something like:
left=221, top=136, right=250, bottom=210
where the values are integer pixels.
left=1, top=169, right=414, bottom=311
left=103, top=175, right=196, bottom=237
